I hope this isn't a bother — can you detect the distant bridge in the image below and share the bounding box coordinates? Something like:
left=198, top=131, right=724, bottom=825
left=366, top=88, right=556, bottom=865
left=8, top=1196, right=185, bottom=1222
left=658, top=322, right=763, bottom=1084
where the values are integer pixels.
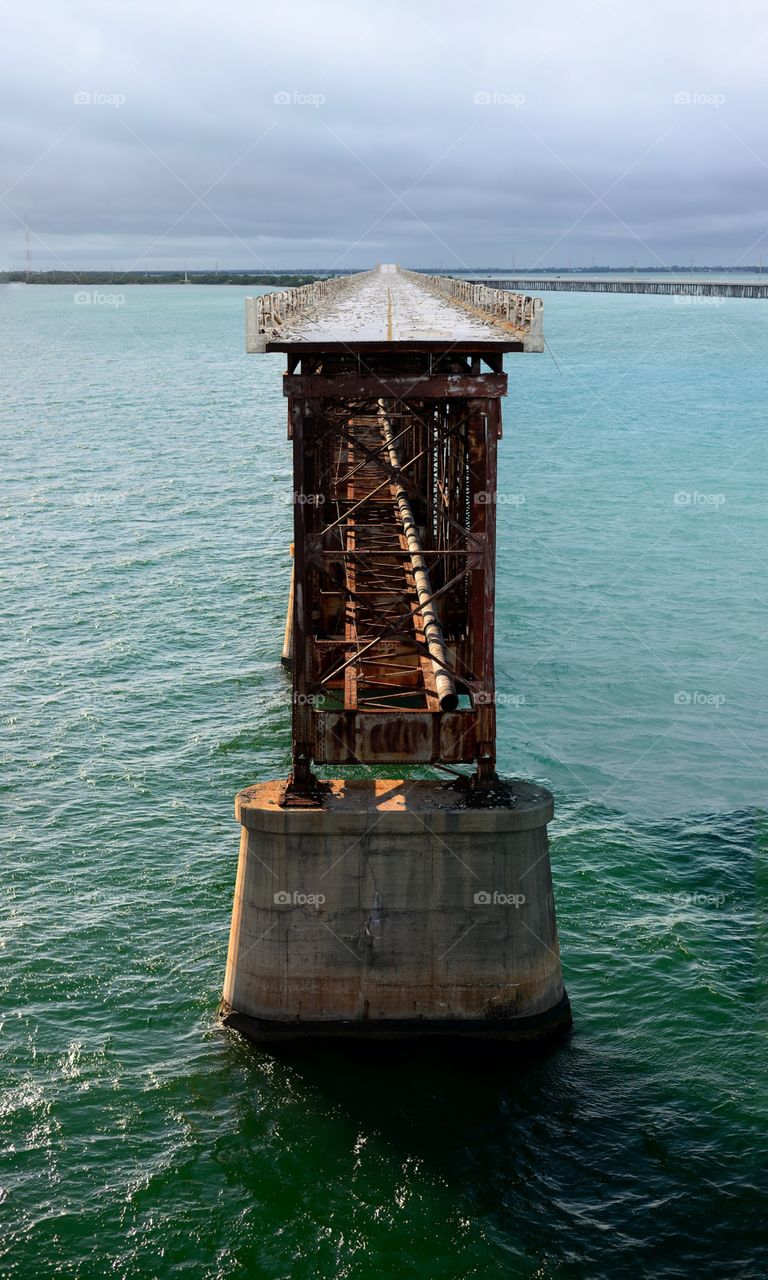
left=469, top=277, right=768, bottom=299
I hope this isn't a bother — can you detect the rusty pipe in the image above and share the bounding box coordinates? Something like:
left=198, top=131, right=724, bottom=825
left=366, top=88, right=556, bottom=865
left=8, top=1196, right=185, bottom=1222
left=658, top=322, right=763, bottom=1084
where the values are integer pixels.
left=378, top=403, right=458, bottom=712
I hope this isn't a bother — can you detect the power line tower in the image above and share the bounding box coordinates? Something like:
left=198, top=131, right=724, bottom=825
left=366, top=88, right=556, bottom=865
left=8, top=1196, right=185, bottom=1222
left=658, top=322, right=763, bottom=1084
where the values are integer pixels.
left=24, top=213, right=33, bottom=282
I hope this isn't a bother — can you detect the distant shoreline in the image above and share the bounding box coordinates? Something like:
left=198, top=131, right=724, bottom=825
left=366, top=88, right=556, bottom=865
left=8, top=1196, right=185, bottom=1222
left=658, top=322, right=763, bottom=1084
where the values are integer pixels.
left=0, top=271, right=321, bottom=286
left=2, top=266, right=766, bottom=287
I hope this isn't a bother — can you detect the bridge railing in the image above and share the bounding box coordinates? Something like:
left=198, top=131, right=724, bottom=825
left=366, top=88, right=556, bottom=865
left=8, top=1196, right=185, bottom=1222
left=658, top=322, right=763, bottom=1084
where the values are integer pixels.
left=402, top=269, right=544, bottom=346
left=246, top=270, right=376, bottom=351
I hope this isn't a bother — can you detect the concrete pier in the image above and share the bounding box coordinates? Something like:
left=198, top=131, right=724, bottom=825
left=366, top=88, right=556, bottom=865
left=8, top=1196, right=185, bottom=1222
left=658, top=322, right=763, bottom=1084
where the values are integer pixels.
left=221, top=779, right=570, bottom=1042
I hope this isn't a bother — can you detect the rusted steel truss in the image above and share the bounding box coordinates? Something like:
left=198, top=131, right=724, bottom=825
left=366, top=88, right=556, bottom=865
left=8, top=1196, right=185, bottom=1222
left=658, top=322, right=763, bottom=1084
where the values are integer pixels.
left=286, top=349, right=504, bottom=795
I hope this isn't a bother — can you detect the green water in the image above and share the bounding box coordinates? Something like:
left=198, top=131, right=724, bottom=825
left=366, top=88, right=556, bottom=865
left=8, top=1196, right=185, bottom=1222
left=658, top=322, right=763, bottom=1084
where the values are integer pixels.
left=1, top=284, right=765, bottom=1278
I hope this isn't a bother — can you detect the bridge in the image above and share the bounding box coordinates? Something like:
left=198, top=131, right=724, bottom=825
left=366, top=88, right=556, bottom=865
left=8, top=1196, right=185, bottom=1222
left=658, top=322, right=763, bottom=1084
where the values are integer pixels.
left=221, top=265, right=570, bottom=1045
left=247, top=265, right=542, bottom=802
left=469, top=275, right=768, bottom=299
left=247, top=263, right=544, bottom=349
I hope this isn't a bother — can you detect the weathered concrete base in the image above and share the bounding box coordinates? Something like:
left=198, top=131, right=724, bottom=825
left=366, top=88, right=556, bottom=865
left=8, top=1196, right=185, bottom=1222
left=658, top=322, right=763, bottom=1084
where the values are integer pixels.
left=220, top=993, right=572, bottom=1045
left=221, top=778, right=570, bottom=1043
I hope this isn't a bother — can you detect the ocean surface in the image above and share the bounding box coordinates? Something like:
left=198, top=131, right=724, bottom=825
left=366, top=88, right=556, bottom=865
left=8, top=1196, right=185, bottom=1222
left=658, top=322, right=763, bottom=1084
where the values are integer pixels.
left=1, top=283, right=765, bottom=1279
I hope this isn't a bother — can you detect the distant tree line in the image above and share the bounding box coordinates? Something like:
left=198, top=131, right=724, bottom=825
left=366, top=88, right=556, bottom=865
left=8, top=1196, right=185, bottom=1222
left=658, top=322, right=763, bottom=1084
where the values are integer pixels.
left=0, top=271, right=323, bottom=285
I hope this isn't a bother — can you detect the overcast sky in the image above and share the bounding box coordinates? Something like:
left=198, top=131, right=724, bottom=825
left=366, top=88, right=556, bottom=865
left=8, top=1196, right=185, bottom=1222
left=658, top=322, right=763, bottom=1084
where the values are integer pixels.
left=1, top=0, right=766, bottom=269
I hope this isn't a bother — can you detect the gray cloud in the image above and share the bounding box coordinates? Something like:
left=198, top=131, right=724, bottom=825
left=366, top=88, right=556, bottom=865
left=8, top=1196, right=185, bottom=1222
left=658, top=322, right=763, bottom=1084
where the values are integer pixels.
left=2, top=0, right=767, bottom=268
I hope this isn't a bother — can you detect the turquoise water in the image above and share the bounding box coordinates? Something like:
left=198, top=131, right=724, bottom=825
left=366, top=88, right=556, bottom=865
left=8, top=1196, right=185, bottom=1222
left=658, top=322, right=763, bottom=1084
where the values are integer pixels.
left=1, top=284, right=765, bottom=1278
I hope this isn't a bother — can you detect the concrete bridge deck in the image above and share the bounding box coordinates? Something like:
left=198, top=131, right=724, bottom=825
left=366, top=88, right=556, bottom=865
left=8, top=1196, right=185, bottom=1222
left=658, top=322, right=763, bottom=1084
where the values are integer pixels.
left=246, top=264, right=544, bottom=353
